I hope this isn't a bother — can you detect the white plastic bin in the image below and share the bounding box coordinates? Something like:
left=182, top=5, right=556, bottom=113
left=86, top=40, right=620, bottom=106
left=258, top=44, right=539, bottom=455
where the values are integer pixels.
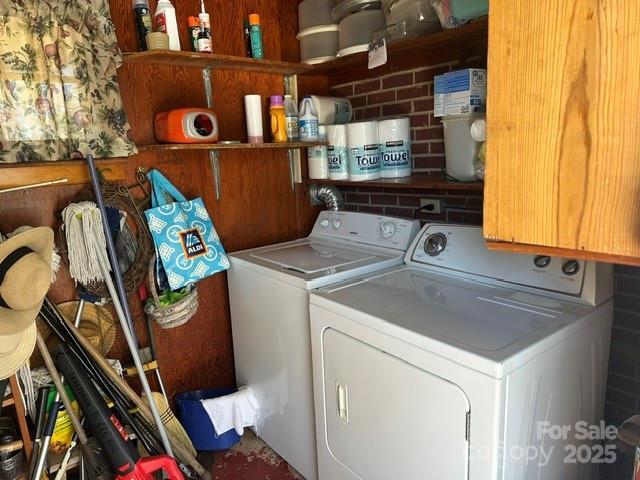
left=442, top=113, right=485, bottom=182
left=299, top=0, right=335, bottom=30
left=297, top=25, right=339, bottom=64
left=337, top=9, right=385, bottom=56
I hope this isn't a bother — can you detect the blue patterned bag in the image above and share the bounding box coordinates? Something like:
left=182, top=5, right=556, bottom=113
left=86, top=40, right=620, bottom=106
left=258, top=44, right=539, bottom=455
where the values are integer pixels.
left=144, top=170, right=229, bottom=290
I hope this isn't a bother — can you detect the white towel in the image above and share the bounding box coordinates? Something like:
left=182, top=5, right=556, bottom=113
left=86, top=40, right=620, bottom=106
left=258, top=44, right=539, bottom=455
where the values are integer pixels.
left=200, top=386, right=259, bottom=436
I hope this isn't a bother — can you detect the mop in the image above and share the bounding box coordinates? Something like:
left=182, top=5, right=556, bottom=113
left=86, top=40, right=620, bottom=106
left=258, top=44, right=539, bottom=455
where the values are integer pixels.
left=61, top=156, right=174, bottom=459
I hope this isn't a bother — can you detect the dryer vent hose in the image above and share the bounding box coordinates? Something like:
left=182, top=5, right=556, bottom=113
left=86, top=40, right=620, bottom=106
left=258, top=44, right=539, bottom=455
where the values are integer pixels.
left=310, top=184, right=345, bottom=211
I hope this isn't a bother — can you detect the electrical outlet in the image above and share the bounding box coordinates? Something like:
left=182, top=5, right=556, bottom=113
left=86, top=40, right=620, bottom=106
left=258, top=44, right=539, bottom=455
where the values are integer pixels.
left=419, top=198, right=442, bottom=214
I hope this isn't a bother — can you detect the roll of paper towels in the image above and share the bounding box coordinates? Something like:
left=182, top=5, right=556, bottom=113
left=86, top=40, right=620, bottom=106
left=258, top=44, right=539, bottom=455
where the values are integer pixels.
left=311, top=96, right=352, bottom=125
left=327, top=124, right=348, bottom=180
left=378, top=117, right=412, bottom=178
left=347, top=121, right=381, bottom=181
left=308, top=125, right=329, bottom=179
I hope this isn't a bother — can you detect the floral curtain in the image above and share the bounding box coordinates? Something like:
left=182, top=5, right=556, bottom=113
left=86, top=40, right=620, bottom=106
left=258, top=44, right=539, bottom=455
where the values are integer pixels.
left=0, top=0, right=136, bottom=163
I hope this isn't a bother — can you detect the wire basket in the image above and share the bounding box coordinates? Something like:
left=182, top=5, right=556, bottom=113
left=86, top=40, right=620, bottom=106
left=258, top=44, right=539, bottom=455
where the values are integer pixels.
left=144, top=257, right=198, bottom=329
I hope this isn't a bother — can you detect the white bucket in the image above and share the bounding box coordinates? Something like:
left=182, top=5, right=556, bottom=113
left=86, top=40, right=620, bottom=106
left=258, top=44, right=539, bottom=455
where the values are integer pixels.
left=442, top=113, right=485, bottom=181
left=378, top=117, right=412, bottom=178
left=327, top=124, right=349, bottom=180
left=347, top=121, right=381, bottom=181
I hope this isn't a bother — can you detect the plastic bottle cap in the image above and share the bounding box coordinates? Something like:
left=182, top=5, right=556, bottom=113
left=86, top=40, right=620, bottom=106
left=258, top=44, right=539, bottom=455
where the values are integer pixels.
left=270, top=95, right=284, bottom=106
left=188, top=16, right=199, bottom=27
left=249, top=14, right=260, bottom=25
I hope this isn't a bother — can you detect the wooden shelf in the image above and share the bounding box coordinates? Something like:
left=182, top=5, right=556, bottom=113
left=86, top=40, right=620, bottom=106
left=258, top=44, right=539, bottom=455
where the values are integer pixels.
left=304, top=18, right=489, bottom=84
left=137, top=141, right=325, bottom=152
left=0, top=159, right=126, bottom=191
left=303, top=173, right=483, bottom=191
left=123, top=50, right=313, bottom=76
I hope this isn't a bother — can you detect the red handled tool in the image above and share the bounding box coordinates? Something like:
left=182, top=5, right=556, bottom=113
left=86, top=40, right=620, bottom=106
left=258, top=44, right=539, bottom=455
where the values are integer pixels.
left=52, top=344, right=184, bottom=480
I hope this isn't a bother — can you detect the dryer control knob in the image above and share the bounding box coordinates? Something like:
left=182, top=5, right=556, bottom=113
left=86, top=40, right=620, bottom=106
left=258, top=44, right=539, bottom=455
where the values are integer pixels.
left=332, top=219, right=342, bottom=230
left=562, top=260, right=580, bottom=276
left=379, top=221, right=397, bottom=239
left=533, top=255, right=551, bottom=268
left=320, top=219, right=329, bottom=228
left=424, top=233, right=447, bottom=257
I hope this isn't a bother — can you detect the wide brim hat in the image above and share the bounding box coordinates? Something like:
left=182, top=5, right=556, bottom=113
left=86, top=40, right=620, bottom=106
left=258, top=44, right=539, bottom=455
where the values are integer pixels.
left=0, top=227, right=54, bottom=334
left=0, top=322, right=37, bottom=379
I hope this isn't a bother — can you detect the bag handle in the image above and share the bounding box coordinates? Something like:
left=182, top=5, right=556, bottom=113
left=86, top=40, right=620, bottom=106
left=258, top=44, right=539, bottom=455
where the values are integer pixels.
left=146, top=170, right=188, bottom=207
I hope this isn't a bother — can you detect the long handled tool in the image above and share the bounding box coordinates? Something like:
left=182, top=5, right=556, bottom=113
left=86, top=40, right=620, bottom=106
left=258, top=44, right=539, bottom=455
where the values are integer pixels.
left=85, top=155, right=173, bottom=457
left=53, top=344, right=183, bottom=480
left=27, top=386, right=49, bottom=479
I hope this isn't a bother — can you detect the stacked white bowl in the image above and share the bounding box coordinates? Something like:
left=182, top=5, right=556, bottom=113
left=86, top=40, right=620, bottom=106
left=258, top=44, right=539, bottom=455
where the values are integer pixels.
left=297, top=0, right=339, bottom=65
left=332, top=0, right=385, bottom=57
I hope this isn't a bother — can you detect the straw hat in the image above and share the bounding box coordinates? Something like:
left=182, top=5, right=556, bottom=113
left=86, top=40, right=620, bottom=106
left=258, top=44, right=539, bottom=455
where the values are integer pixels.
left=57, top=301, right=117, bottom=356
left=0, top=227, right=54, bottom=379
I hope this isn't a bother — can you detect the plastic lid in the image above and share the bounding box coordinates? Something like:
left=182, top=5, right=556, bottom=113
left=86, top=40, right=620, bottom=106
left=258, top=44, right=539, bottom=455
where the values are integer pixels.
left=133, top=0, right=150, bottom=7
left=249, top=14, right=260, bottom=25
left=270, top=95, right=284, bottom=106
left=188, top=16, right=199, bottom=27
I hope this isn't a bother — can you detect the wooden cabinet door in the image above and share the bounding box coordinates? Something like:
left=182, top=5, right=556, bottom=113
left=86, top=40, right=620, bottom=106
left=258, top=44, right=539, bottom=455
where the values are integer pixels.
left=484, top=0, right=640, bottom=265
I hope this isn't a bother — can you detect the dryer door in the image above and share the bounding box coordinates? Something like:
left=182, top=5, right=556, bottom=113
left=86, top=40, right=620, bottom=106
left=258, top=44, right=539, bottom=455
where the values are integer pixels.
left=321, top=328, right=470, bottom=480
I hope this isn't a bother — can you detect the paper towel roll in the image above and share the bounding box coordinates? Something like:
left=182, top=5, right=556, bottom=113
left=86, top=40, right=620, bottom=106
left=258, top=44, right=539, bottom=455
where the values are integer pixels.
left=308, top=126, right=329, bottom=179
left=327, top=124, right=349, bottom=180
left=347, top=121, right=381, bottom=181
left=244, top=95, right=263, bottom=144
left=311, top=96, right=352, bottom=125
left=378, top=117, right=412, bottom=178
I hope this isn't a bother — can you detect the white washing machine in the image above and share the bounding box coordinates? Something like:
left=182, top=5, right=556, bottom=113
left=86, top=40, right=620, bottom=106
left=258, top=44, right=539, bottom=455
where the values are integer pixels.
left=228, top=211, right=420, bottom=480
left=310, top=223, right=614, bottom=480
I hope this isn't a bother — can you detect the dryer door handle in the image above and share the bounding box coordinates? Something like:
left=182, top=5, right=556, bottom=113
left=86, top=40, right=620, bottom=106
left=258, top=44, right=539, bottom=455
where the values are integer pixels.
left=337, top=383, right=349, bottom=423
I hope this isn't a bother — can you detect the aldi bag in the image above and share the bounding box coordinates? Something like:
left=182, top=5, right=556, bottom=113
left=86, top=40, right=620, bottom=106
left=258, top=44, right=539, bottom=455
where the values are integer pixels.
left=144, top=169, right=229, bottom=290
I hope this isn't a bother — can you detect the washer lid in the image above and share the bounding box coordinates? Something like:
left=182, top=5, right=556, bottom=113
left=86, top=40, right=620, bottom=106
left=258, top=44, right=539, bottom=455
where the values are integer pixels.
left=312, top=267, right=597, bottom=377
left=249, top=240, right=382, bottom=274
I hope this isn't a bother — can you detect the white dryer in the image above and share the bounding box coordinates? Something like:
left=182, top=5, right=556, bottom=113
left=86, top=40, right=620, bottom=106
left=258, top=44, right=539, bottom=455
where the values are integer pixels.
left=310, top=223, right=614, bottom=480
left=228, top=211, right=420, bottom=480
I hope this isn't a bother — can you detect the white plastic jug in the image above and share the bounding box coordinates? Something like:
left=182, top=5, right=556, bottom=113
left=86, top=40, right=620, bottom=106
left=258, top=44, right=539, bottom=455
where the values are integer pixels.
left=299, top=96, right=319, bottom=142
left=442, top=113, right=485, bottom=181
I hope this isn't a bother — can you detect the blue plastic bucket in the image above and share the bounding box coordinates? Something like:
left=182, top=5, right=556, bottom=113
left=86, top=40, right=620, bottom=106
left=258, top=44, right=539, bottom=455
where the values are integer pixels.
left=175, top=388, right=242, bottom=451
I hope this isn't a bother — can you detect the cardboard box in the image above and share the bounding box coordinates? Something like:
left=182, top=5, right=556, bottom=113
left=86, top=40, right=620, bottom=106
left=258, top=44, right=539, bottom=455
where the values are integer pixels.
left=444, top=68, right=487, bottom=116
left=434, top=74, right=445, bottom=118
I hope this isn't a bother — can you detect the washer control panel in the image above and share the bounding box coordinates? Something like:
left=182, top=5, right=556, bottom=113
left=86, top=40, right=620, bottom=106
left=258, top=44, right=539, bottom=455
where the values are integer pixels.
left=312, top=211, right=420, bottom=251
left=408, top=224, right=590, bottom=297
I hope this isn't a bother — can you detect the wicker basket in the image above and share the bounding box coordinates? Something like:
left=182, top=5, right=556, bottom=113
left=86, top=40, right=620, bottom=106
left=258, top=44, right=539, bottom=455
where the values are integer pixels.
left=144, top=257, right=199, bottom=329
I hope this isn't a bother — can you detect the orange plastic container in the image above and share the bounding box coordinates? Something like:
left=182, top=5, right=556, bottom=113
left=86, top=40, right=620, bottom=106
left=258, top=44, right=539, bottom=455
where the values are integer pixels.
left=154, top=108, right=219, bottom=144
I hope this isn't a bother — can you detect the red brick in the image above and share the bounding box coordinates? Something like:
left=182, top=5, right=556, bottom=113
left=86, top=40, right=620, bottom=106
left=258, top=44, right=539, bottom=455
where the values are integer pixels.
left=414, top=127, right=444, bottom=141
left=382, top=72, right=413, bottom=89
left=330, top=84, right=354, bottom=97
left=429, top=113, right=441, bottom=126
left=354, top=79, right=381, bottom=94
left=412, top=142, right=429, bottom=155
left=409, top=114, right=429, bottom=128
left=350, top=95, right=367, bottom=108
left=413, top=156, right=445, bottom=170
left=359, top=205, right=384, bottom=214
left=414, top=65, right=451, bottom=83
left=397, top=84, right=430, bottom=101
left=413, top=97, right=435, bottom=112
left=430, top=141, right=445, bottom=154
left=367, top=90, right=396, bottom=105
left=384, top=206, right=415, bottom=218
left=382, top=101, right=412, bottom=116
left=345, top=192, right=370, bottom=204
left=371, top=194, right=398, bottom=205
left=415, top=211, right=447, bottom=222
left=398, top=195, right=421, bottom=207
left=355, top=106, right=381, bottom=120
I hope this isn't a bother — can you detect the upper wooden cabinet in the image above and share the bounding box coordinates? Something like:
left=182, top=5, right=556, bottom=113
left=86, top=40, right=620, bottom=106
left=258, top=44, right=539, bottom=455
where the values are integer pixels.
left=484, top=1, right=640, bottom=265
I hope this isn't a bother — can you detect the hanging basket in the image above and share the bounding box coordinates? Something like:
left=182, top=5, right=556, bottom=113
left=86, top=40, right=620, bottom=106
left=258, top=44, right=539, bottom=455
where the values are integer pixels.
left=144, top=257, right=199, bottom=329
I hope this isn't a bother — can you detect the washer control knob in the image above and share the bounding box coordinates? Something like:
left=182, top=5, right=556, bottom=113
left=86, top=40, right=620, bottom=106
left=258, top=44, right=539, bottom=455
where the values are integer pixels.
left=319, top=219, right=329, bottom=228
left=379, top=221, right=397, bottom=239
left=562, top=260, right=580, bottom=276
left=332, top=219, right=342, bottom=230
left=533, top=255, right=551, bottom=269
left=424, top=233, right=447, bottom=257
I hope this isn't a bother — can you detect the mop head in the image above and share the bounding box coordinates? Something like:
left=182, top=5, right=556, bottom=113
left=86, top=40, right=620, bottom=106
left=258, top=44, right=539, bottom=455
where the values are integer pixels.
left=62, top=201, right=111, bottom=286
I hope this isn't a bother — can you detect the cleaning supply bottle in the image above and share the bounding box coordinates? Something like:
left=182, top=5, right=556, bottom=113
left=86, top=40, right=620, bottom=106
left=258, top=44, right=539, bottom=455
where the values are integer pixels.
left=133, top=0, right=153, bottom=51
left=299, top=96, right=319, bottom=142
left=155, top=0, right=181, bottom=51
left=270, top=96, right=287, bottom=143
left=243, top=20, right=252, bottom=57
left=197, top=22, right=212, bottom=53
left=284, top=95, right=299, bottom=142
left=188, top=16, right=200, bottom=52
left=249, top=14, right=264, bottom=59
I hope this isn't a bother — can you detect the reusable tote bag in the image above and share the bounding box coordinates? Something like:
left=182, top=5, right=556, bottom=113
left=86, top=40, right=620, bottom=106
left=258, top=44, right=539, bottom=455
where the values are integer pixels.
left=145, top=169, right=229, bottom=290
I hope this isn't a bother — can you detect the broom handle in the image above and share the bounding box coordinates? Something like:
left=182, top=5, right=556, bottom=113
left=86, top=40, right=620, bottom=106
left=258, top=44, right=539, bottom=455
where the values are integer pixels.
left=86, top=155, right=174, bottom=458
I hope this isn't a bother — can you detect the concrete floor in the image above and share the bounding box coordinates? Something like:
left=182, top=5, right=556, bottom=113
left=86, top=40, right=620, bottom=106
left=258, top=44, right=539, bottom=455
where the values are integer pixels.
left=212, top=431, right=303, bottom=480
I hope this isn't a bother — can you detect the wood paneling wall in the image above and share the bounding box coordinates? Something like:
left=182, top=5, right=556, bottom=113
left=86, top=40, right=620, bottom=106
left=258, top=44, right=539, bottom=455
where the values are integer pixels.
left=0, top=0, right=328, bottom=397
